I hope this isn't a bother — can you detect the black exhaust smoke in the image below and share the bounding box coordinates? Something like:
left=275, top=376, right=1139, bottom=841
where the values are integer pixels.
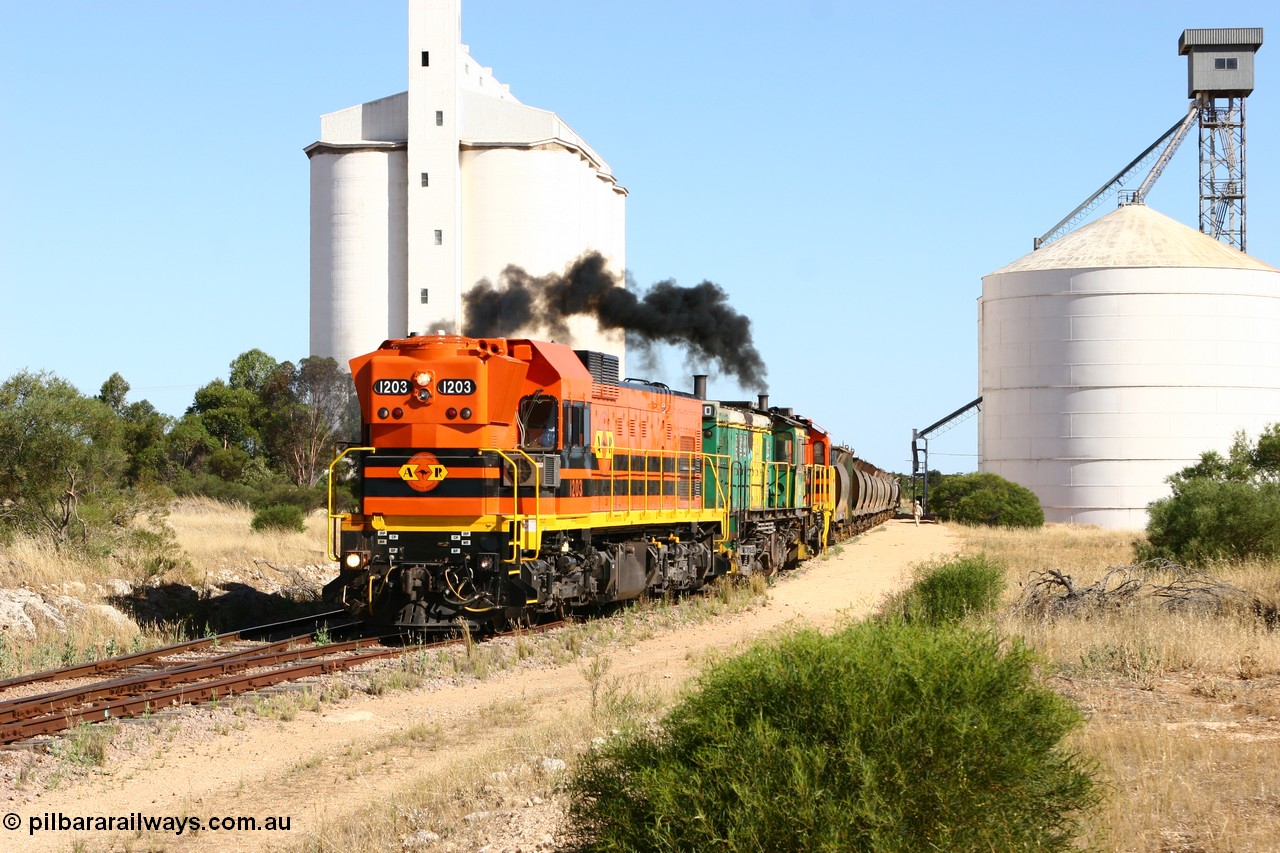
left=462, top=252, right=768, bottom=390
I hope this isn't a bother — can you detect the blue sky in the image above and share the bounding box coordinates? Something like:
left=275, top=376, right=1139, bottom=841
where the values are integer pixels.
left=2, top=1, right=1276, bottom=474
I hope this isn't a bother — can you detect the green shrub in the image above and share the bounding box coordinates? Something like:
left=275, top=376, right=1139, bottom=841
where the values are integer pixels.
left=252, top=483, right=326, bottom=513
left=206, top=446, right=252, bottom=481
left=1138, top=426, right=1280, bottom=565
left=1142, top=477, right=1280, bottom=565
left=172, top=472, right=257, bottom=507
left=880, top=553, right=1006, bottom=626
left=250, top=503, right=306, bottom=533
left=929, top=472, right=1044, bottom=528
left=569, top=621, right=1098, bottom=852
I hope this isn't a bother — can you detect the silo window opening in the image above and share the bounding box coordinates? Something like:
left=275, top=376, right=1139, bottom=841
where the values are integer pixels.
left=1214, top=57, right=1238, bottom=70
left=421, top=172, right=429, bottom=187
left=420, top=289, right=429, bottom=304
left=435, top=111, right=444, bottom=126
left=434, top=230, right=443, bottom=246
left=421, top=51, right=430, bottom=67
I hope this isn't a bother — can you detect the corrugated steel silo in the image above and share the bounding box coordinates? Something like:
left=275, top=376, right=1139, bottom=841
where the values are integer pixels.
left=979, top=203, right=1280, bottom=528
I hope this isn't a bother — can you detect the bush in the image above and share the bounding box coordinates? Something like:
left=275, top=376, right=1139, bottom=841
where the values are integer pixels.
left=569, top=621, right=1098, bottom=852
left=880, top=554, right=1006, bottom=626
left=172, top=472, right=257, bottom=507
left=250, top=503, right=306, bottom=533
left=253, top=483, right=326, bottom=513
left=1142, top=477, right=1280, bottom=565
left=929, top=472, right=1043, bottom=528
left=206, top=447, right=252, bottom=481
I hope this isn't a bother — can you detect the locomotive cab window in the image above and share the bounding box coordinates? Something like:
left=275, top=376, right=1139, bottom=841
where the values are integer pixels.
left=564, top=401, right=589, bottom=453
left=519, top=394, right=559, bottom=449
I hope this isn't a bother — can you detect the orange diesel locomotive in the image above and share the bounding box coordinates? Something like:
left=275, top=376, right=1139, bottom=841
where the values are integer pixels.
left=326, top=335, right=725, bottom=630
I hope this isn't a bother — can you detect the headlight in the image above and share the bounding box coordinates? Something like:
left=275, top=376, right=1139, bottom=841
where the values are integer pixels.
left=342, top=551, right=366, bottom=570
left=412, top=370, right=433, bottom=388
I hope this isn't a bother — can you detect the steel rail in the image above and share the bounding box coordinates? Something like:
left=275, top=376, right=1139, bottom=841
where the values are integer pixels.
left=0, top=619, right=566, bottom=744
left=0, top=634, right=369, bottom=724
left=0, top=610, right=352, bottom=693
left=0, top=647, right=409, bottom=743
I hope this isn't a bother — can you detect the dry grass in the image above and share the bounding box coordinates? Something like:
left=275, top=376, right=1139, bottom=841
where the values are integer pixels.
left=0, top=532, right=187, bottom=678
left=959, top=523, right=1139, bottom=583
left=167, top=496, right=330, bottom=573
left=283, top=666, right=673, bottom=853
left=1, top=498, right=329, bottom=591
left=0, top=535, right=117, bottom=591
left=0, top=498, right=332, bottom=677
left=954, top=523, right=1280, bottom=852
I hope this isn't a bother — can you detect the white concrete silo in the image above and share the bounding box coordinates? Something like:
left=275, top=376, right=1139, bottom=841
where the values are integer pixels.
left=307, top=0, right=627, bottom=369
left=979, top=203, right=1280, bottom=529
left=460, top=91, right=627, bottom=357
left=308, top=95, right=409, bottom=365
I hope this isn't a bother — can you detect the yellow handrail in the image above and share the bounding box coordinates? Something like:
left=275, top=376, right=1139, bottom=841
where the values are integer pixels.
left=764, top=460, right=797, bottom=508
left=804, top=462, right=835, bottom=509
left=325, top=446, right=376, bottom=561
left=481, top=447, right=545, bottom=563
left=702, top=452, right=732, bottom=551
left=599, top=445, right=710, bottom=517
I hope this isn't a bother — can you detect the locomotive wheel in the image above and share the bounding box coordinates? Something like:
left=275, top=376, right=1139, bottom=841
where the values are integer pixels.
left=503, top=606, right=538, bottom=631
left=760, top=553, right=777, bottom=578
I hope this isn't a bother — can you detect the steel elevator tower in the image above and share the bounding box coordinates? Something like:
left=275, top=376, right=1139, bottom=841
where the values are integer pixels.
left=1180, top=28, right=1263, bottom=252
left=1034, top=28, right=1263, bottom=253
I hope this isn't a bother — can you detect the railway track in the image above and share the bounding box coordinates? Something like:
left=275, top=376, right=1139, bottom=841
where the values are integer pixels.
left=0, top=612, right=566, bottom=746
left=0, top=610, right=399, bottom=745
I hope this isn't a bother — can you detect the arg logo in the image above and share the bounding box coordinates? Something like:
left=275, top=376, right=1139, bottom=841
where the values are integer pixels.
left=399, top=452, right=449, bottom=492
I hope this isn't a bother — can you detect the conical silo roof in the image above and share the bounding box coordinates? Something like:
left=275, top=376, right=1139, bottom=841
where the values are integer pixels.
left=990, top=204, right=1276, bottom=275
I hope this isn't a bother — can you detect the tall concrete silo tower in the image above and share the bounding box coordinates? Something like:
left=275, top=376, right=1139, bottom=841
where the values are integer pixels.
left=307, top=0, right=628, bottom=369
left=979, top=204, right=1280, bottom=528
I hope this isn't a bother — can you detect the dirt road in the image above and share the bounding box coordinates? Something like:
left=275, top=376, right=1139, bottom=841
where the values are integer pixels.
left=8, top=519, right=956, bottom=853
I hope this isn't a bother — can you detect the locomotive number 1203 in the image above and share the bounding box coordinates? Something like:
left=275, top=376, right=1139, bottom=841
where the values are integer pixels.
left=373, top=378, right=410, bottom=395
left=436, top=378, right=476, bottom=395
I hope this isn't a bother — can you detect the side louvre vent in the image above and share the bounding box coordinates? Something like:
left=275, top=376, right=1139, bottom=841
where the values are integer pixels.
left=575, top=350, right=620, bottom=385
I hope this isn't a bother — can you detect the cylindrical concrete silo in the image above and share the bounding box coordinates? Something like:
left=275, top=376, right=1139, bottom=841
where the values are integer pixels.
left=461, top=143, right=627, bottom=360
left=309, top=145, right=408, bottom=363
left=979, top=203, right=1280, bottom=528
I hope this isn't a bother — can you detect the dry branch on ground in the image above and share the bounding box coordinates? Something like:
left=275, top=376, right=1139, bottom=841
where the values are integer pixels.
left=1016, top=560, right=1279, bottom=628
